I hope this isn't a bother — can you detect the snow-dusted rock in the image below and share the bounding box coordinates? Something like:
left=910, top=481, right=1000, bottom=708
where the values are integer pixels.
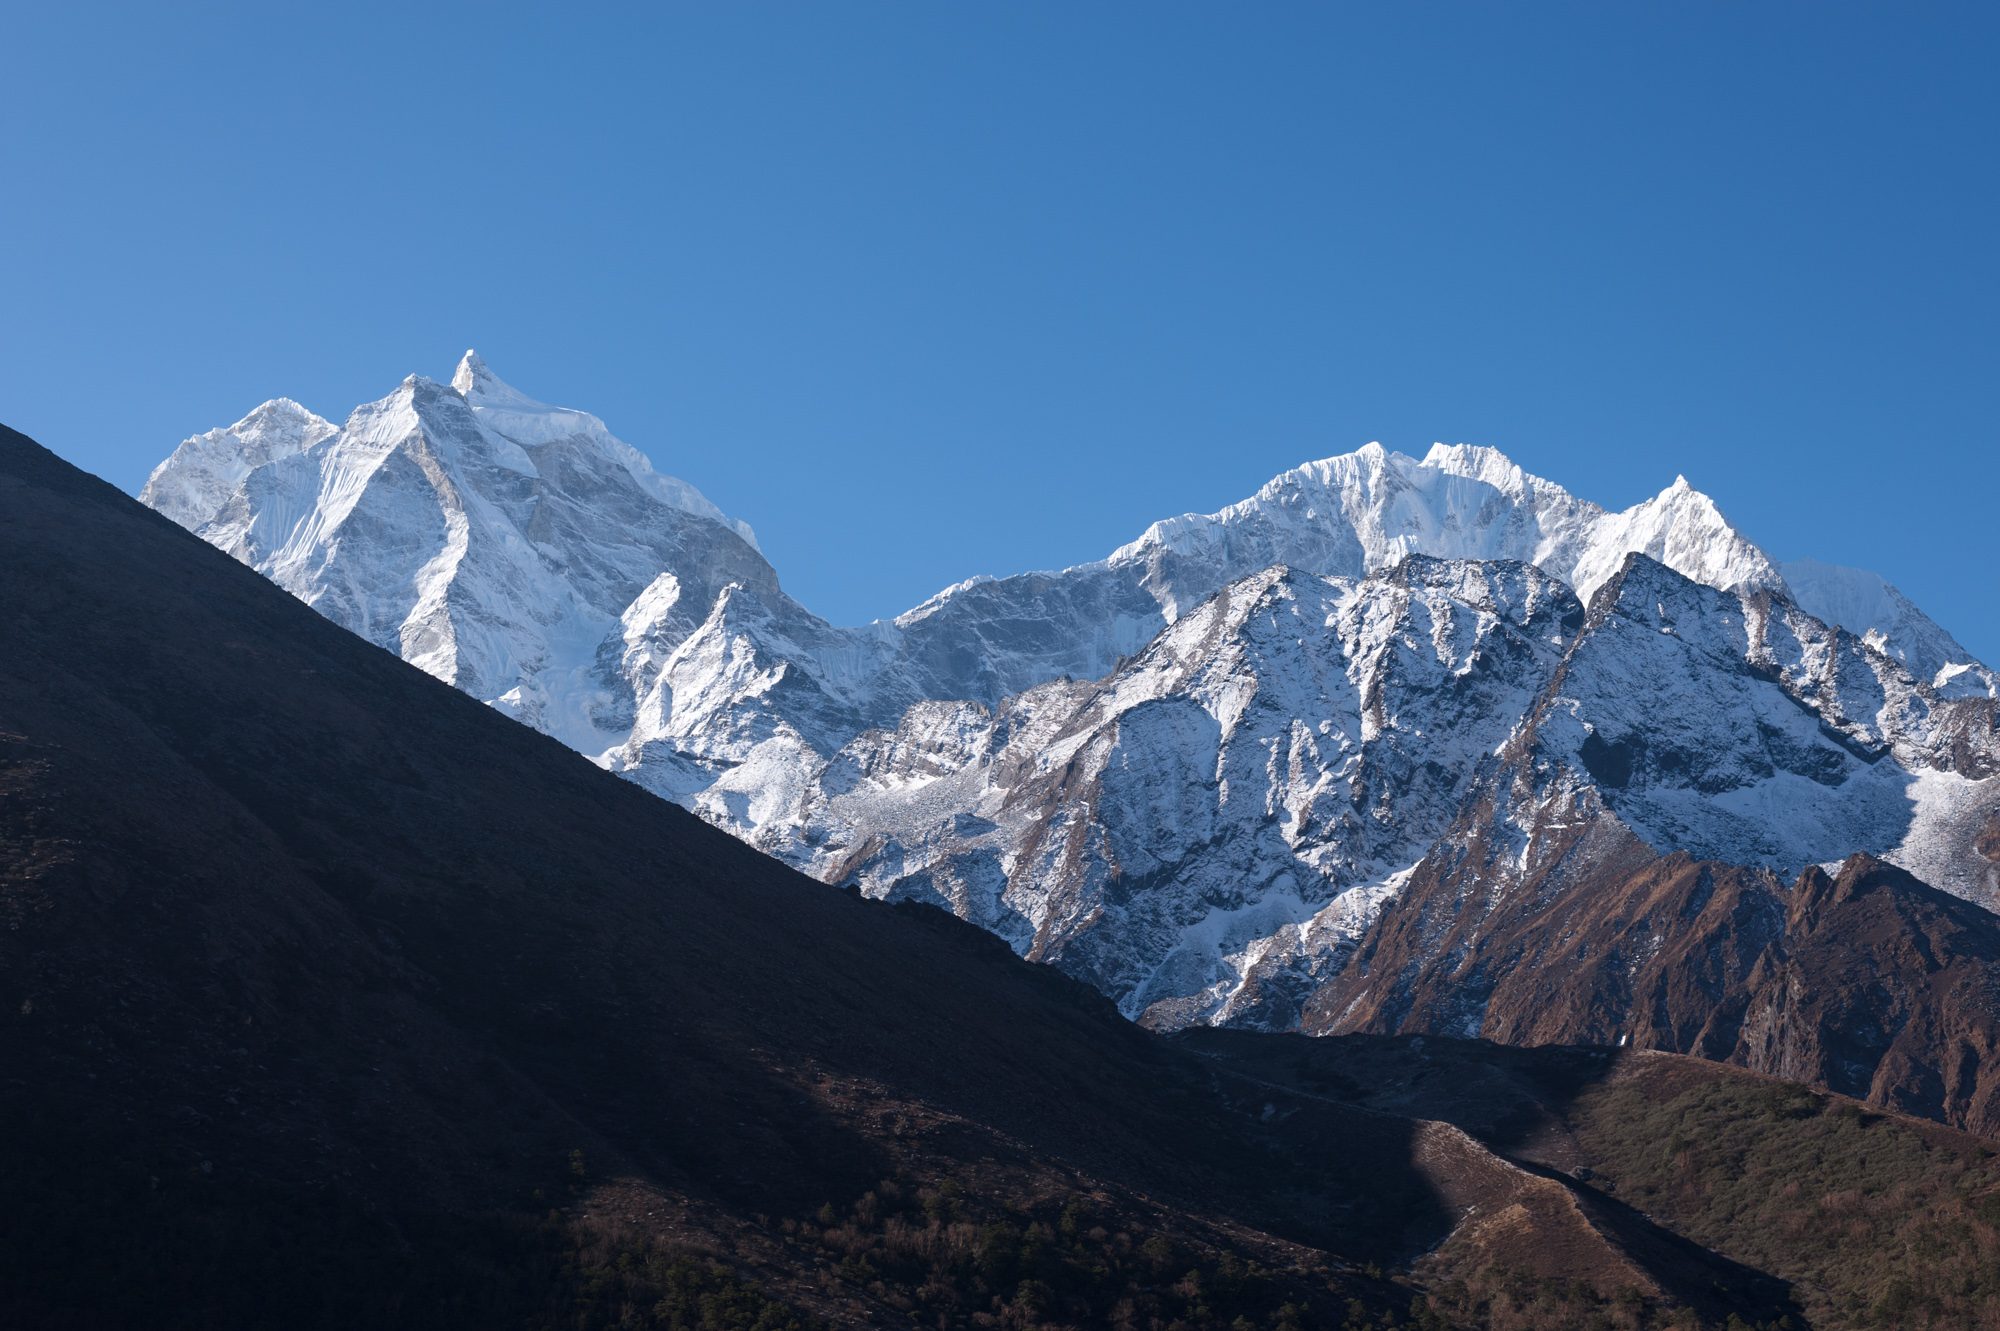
left=1781, top=556, right=1997, bottom=698
left=139, top=355, right=2000, bottom=1030
left=1478, top=553, right=2000, bottom=909
left=776, top=558, right=1581, bottom=1027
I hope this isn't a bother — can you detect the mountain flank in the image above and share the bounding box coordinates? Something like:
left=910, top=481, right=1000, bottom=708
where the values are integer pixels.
left=2, top=421, right=1842, bottom=1328
left=135, top=357, right=2000, bottom=1047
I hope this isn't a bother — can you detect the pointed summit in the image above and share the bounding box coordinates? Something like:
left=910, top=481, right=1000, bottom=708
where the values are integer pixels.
left=450, top=348, right=487, bottom=397
left=450, top=348, right=538, bottom=409
left=1561, top=472, right=1783, bottom=604
left=441, top=349, right=758, bottom=549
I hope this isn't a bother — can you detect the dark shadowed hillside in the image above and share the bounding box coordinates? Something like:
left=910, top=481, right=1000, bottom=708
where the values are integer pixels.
left=0, top=420, right=1980, bottom=1329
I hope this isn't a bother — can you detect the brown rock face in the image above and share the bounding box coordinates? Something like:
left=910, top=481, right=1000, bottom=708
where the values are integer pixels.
left=1312, top=836, right=2000, bottom=1137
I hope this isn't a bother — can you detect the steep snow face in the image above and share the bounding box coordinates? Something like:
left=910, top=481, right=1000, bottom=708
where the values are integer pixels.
left=140, top=398, right=338, bottom=530
left=1513, top=554, right=2000, bottom=906
left=606, top=578, right=908, bottom=807
left=143, top=356, right=784, bottom=758
left=1781, top=557, right=1996, bottom=699
left=1560, top=475, right=1784, bottom=606
left=451, top=351, right=759, bottom=550
left=756, top=558, right=1583, bottom=1029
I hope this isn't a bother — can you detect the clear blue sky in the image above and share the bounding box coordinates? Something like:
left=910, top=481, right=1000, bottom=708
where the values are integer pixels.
left=4, top=3, right=1995, bottom=659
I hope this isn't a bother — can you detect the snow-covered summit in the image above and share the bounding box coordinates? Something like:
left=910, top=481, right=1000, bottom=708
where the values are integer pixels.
left=447, top=350, right=757, bottom=549
left=1109, top=442, right=1784, bottom=611
left=142, top=357, right=781, bottom=754
left=140, top=397, right=338, bottom=530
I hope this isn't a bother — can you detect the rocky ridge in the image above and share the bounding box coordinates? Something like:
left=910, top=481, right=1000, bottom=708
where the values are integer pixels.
left=139, top=355, right=2000, bottom=1046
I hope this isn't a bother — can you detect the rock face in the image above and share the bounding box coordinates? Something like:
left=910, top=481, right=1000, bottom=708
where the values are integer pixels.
left=786, top=558, right=1582, bottom=1029
left=138, top=354, right=2000, bottom=1064
left=1300, top=559, right=2000, bottom=1136
left=1781, top=555, right=1996, bottom=698
left=1313, top=848, right=2000, bottom=1140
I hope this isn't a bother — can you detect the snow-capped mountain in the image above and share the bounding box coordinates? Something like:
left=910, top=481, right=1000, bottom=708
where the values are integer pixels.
left=1417, top=552, right=2000, bottom=915
left=141, top=397, right=338, bottom=530
left=738, top=551, right=2000, bottom=1029
left=141, top=353, right=2000, bottom=1031
left=1524, top=555, right=2000, bottom=885
left=1780, top=556, right=1996, bottom=698
left=1295, top=559, right=2000, bottom=1140
left=144, top=358, right=794, bottom=757
left=782, top=558, right=1582, bottom=1028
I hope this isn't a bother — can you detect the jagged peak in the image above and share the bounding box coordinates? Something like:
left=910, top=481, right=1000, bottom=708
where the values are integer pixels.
left=1630, top=473, right=1721, bottom=519
left=1633, top=476, right=1748, bottom=539
left=449, top=349, right=540, bottom=410
left=450, top=349, right=486, bottom=396
left=440, top=350, right=758, bottom=549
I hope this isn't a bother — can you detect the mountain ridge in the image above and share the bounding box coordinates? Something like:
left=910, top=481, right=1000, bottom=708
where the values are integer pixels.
left=137, top=354, right=2000, bottom=1071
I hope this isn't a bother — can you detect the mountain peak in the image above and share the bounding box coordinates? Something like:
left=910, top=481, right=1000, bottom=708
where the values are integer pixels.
left=138, top=395, right=340, bottom=531
left=232, top=396, right=327, bottom=432
left=450, top=348, right=486, bottom=396
left=1418, top=442, right=1539, bottom=494
left=450, top=348, right=538, bottom=409
left=1642, top=474, right=1713, bottom=514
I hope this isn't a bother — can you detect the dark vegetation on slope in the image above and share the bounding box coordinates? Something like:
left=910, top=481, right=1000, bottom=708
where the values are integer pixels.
left=0, top=422, right=1420, bottom=1326
left=1188, top=1032, right=2000, bottom=1331
left=0, top=421, right=1967, bottom=1329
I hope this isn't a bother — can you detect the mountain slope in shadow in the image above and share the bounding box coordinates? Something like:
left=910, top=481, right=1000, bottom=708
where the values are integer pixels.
left=2, top=424, right=1802, bottom=1330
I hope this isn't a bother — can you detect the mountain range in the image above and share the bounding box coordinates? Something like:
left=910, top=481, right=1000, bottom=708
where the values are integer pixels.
left=5, top=418, right=1859, bottom=1330
left=8, top=365, right=2000, bottom=1324
left=140, top=354, right=2000, bottom=1122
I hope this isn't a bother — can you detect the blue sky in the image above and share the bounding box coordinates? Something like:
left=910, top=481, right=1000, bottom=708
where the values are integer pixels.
left=4, top=3, right=1995, bottom=659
